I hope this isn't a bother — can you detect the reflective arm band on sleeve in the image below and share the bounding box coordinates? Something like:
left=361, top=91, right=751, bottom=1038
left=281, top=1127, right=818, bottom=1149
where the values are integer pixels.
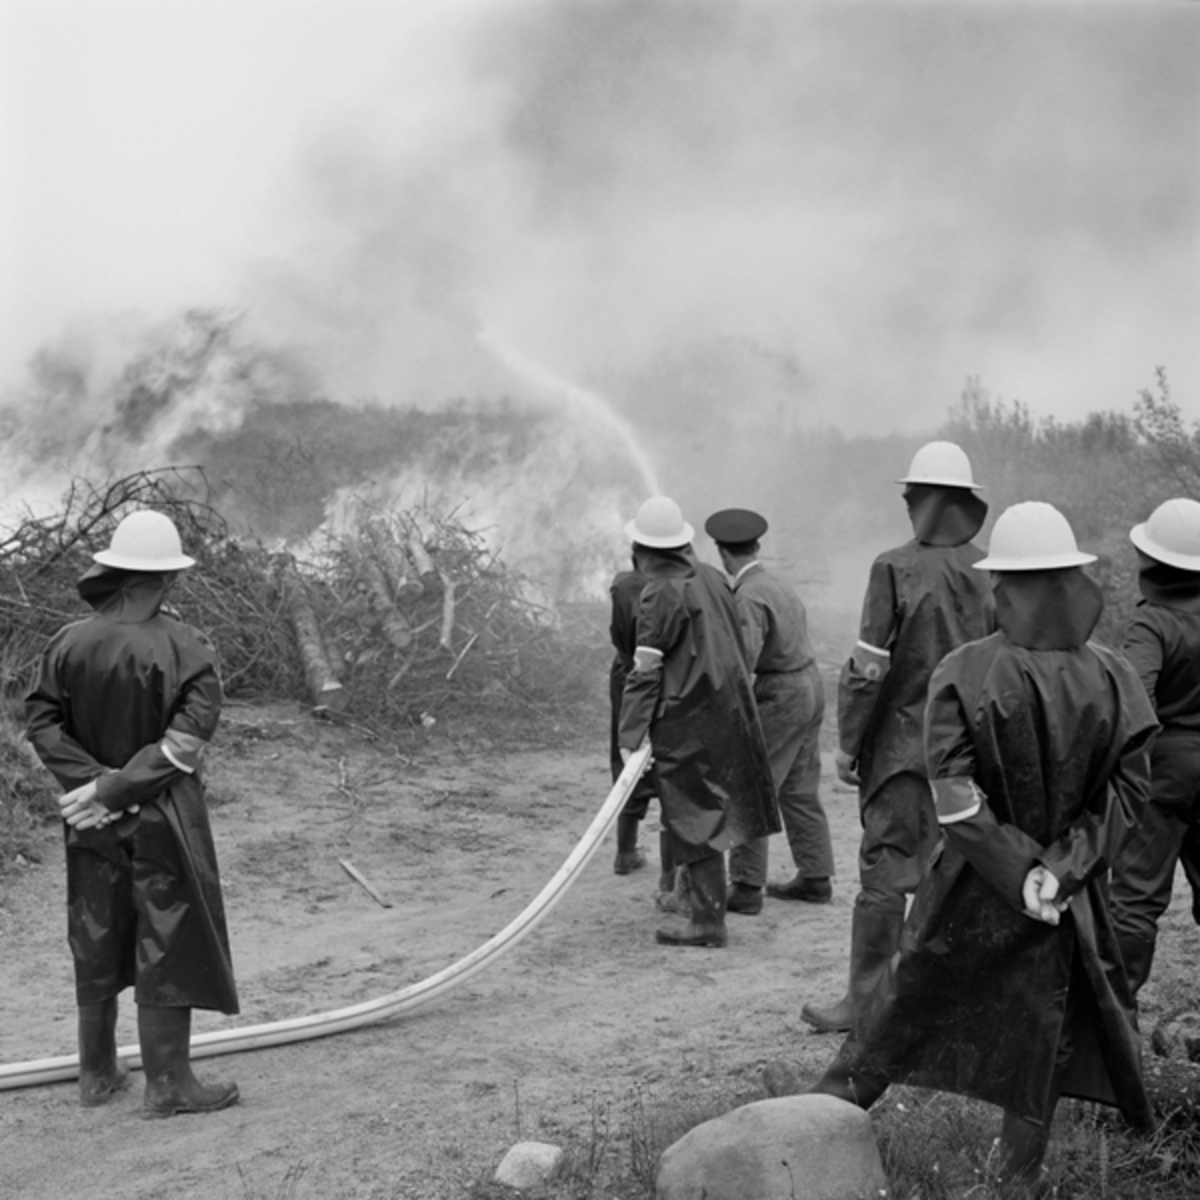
left=160, top=730, right=207, bottom=775
left=849, top=640, right=890, bottom=683
left=932, top=777, right=984, bottom=825
left=632, top=646, right=664, bottom=673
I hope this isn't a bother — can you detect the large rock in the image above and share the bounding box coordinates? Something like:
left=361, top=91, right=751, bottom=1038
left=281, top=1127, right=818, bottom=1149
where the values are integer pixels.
left=492, top=1141, right=564, bottom=1190
left=656, top=1095, right=888, bottom=1200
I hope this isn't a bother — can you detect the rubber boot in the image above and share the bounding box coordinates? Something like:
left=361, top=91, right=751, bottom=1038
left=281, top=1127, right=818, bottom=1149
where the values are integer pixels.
left=613, top=814, right=647, bottom=875
left=1117, top=932, right=1156, bottom=999
left=766, top=872, right=833, bottom=904
left=78, top=997, right=130, bottom=1107
left=656, top=854, right=727, bottom=947
left=996, top=1109, right=1053, bottom=1197
left=138, top=1005, right=240, bottom=1118
left=801, top=897, right=904, bottom=1033
left=807, top=1046, right=889, bottom=1110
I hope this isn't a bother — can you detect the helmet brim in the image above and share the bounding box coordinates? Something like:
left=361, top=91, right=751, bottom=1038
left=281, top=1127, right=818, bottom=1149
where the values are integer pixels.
left=1130, top=523, right=1200, bottom=572
left=897, top=475, right=983, bottom=491
left=624, top=519, right=695, bottom=549
left=93, top=549, right=196, bottom=572
left=972, top=550, right=1096, bottom=571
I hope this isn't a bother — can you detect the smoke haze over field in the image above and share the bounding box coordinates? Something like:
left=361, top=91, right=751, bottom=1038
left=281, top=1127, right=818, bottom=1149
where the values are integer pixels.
left=1, top=0, right=1198, bottom=601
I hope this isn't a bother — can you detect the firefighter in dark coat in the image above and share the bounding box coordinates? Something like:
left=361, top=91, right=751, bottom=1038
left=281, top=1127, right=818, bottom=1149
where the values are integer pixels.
left=25, top=510, right=240, bottom=1117
left=810, top=502, right=1157, bottom=1193
left=704, top=508, right=836, bottom=915
left=617, top=496, right=778, bottom=947
left=803, top=441, right=994, bottom=1033
left=608, top=559, right=675, bottom=896
left=1110, top=497, right=1200, bottom=995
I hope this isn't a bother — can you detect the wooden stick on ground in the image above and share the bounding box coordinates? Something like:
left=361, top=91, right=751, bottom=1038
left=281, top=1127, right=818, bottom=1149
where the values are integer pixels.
left=339, top=859, right=393, bottom=909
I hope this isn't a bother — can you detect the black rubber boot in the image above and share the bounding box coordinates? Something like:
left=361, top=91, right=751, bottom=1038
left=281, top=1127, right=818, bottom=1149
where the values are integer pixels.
left=1117, top=932, right=1156, bottom=999
left=138, top=1005, right=240, bottom=1118
left=726, top=883, right=764, bottom=915
left=78, top=997, right=130, bottom=1108
left=996, top=1109, right=1053, bottom=1197
left=766, top=873, right=833, bottom=904
left=613, top=814, right=647, bottom=875
left=801, top=897, right=904, bottom=1033
left=656, top=854, right=727, bottom=947
left=807, top=1046, right=889, bottom=1110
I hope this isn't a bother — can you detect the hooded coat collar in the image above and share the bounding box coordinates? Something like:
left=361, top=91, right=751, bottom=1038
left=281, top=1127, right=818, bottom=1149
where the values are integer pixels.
left=992, top=567, right=1103, bottom=650
left=77, top=563, right=172, bottom=624
left=905, top=484, right=988, bottom=547
left=1136, top=556, right=1200, bottom=614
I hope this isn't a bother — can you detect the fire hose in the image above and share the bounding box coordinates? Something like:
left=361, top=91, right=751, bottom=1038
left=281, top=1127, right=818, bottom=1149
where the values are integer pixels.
left=0, top=743, right=652, bottom=1092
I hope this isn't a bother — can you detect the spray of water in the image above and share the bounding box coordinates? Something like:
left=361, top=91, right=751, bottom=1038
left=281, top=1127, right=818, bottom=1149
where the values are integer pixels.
left=477, top=325, right=659, bottom=498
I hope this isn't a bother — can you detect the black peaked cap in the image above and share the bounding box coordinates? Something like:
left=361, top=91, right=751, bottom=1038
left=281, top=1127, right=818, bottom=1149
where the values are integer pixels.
left=704, top=508, right=768, bottom=544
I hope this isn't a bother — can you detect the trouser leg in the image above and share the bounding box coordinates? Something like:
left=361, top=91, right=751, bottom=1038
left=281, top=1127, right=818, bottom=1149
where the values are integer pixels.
left=78, top=995, right=129, bottom=1107
left=138, top=1005, right=239, bottom=1118
left=1109, top=743, right=1196, bottom=994
left=729, top=836, right=767, bottom=888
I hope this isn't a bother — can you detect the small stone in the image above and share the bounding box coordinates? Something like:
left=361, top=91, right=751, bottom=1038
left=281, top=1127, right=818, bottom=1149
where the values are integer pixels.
left=1150, top=1011, right=1200, bottom=1063
left=656, top=1095, right=888, bottom=1200
left=493, top=1141, right=564, bottom=1190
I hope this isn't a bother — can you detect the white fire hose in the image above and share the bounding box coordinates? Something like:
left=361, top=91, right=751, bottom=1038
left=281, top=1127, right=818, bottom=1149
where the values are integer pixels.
left=0, top=744, right=652, bottom=1092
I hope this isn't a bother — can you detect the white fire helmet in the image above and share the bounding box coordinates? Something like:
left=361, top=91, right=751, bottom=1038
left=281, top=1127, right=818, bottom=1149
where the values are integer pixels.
left=624, top=496, right=695, bottom=549
left=1130, top=498, right=1200, bottom=572
left=974, top=501, right=1096, bottom=571
left=897, top=441, right=982, bottom=491
left=93, top=510, right=196, bottom=572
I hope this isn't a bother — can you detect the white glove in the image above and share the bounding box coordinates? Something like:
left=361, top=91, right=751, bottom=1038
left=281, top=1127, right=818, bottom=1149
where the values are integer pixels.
left=1021, top=866, right=1064, bottom=925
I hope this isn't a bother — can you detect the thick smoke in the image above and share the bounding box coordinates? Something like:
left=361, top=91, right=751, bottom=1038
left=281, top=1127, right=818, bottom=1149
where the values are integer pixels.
left=2, top=1, right=1197, bottom=605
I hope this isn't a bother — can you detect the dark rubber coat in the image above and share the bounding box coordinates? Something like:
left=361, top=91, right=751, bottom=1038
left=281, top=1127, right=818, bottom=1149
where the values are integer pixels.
left=843, top=571, right=1156, bottom=1125
left=617, top=548, right=777, bottom=862
left=25, top=566, right=239, bottom=1014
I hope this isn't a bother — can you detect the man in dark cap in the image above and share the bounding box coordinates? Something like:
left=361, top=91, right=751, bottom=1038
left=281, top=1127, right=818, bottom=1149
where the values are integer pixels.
left=617, top=496, right=778, bottom=947
left=803, top=441, right=994, bottom=1034
left=1110, top=497, right=1200, bottom=997
left=705, top=507, right=835, bottom=916
left=808, top=501, right=1156, bottom=1195
left=26, top=509, right=240, bottom=1117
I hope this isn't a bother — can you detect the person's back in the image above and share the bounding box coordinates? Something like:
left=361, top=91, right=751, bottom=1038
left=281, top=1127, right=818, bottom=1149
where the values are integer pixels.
left=1110, top=498, right=1200, bottom=994
left=705, top=507, right=836, bottom=914
left=809, top=502, right=1157, bottom=1194
left=804, top=441, right=994, bottom=1035
left=617, top=497, right=777, bottom=949
left=25, top=511, right=239, bottom=1119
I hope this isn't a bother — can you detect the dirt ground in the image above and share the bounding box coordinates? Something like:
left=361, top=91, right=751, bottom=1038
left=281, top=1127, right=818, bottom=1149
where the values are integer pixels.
left=0, top=698, right=865, bottom=1200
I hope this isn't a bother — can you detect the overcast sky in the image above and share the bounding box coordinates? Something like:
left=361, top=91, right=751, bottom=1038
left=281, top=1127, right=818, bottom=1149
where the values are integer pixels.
left=2, top=0, right=1197, bottom=435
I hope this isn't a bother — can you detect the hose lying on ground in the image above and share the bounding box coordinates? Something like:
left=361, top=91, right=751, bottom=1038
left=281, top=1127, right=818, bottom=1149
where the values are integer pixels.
left=0, top=744, right=653, bottom=1092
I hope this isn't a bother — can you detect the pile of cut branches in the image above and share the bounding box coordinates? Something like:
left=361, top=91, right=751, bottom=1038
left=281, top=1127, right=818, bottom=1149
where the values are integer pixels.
left=0, top=473, right=607, bottom=735
left=0, top=468, right=300, bottom=699
left=291, top=498, right=606, bottom=730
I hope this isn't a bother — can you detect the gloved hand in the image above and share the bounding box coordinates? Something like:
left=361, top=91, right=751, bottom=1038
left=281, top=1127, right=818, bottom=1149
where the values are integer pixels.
left=1021, top=865, right=1064, bottom=925
left=835, top=750, right=861, bottom=787
left=59, top=781, right=139, bottom=830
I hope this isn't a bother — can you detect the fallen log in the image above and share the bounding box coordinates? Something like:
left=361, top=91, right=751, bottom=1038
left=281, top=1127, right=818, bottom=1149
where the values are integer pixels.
left=406, top=526, right=438, bottom=583
left=278, top=556, right=346, bottom=712
left=365, top=521, right=424, bottom=601
left=361, top=558, right=414, bottom=649
left=438, top=570, right=457, bottom=651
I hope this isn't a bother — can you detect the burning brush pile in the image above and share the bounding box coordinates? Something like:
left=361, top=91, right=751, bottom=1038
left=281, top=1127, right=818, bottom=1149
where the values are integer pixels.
left=0, top=469, right=608, bottom=736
